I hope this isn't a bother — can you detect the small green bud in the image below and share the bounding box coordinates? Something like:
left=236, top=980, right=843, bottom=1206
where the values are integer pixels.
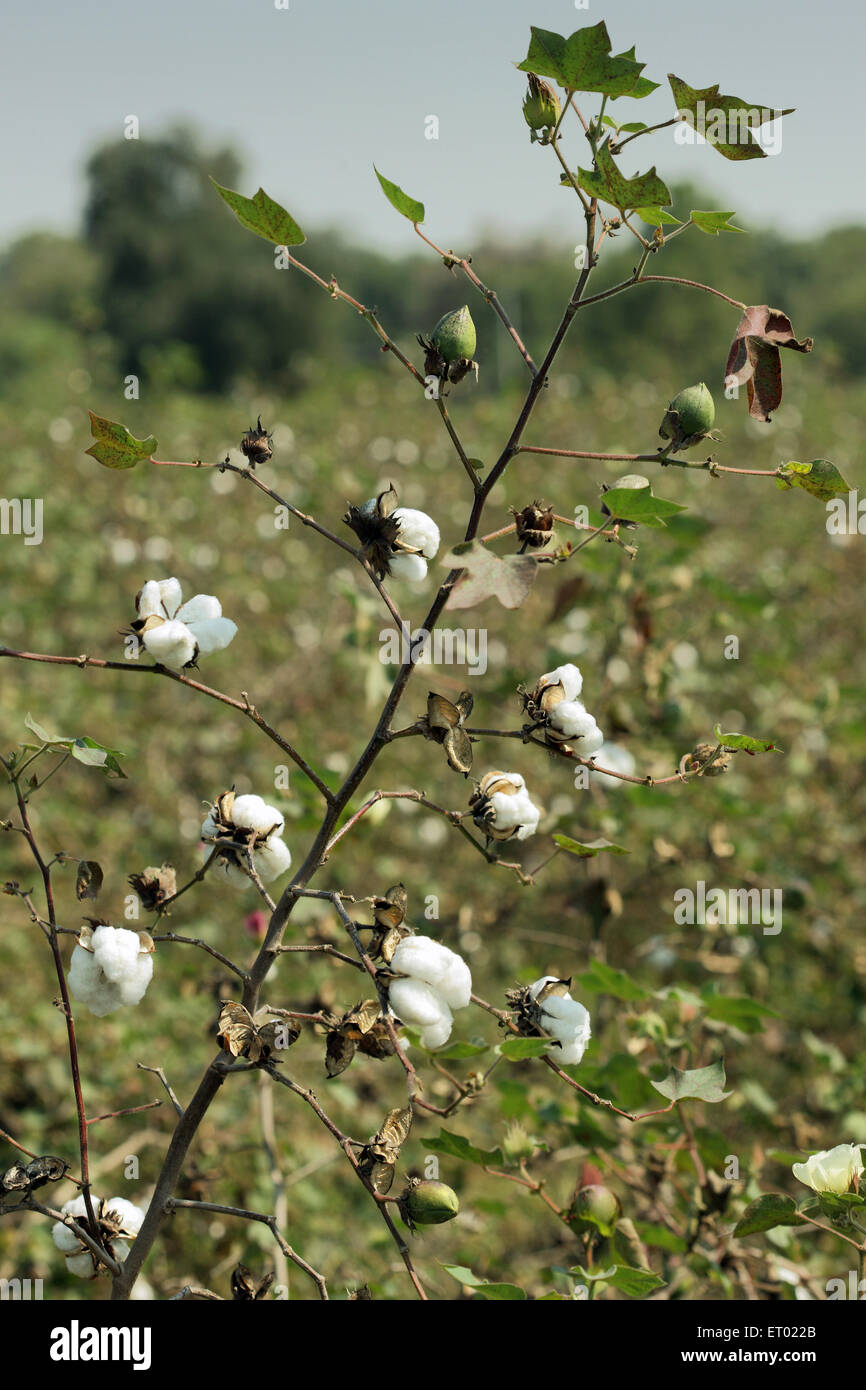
left=522, top=73, right=562, bottom=133
left=569, top=1184, right=621, bottom=1237
left=659, top=382, right=715, bottom=452
left=402, top=1178, right=460, bottom=1227
left=431, top=305, right=476, bottom=365
left=502, top=1121, right=537, bottom=1163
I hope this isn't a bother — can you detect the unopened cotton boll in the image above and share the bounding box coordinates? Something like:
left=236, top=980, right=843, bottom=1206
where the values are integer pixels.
left=68, top=926, right=153, bottom=1017
left=390, top=936, right=472, bottom=1010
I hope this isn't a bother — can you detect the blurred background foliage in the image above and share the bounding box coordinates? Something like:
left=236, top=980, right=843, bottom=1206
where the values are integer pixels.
left=1, top=127, right=864, bottom=1302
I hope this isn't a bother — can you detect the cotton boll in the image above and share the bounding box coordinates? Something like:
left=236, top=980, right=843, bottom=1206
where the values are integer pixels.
left=576, top=725, right=605, bottom=755
left=175, top=593, right=222, bottom=625
left=186, top=616, right=237, bottom=655
left=529, top=976, right=559, bottom=1000
left=556, top=1036, right=590, bottom=1065
left=141, top=618, right=196, bottom=668
left=389, top=977, right=452, bottom=1032
left=389, top=552, right=428, bottom=582
left=390, top=937, right=471, bottom=1010
left=66, top=1251, right=96, bottom=1278
left=68, top=927, right=153, bottom=1016
left=231, top=795, right=284, bottom=836
left=542, top=663, right=583, bottom=701
left=419, top=1015, right=454, bottom=1049
left=91, top=925, right=142, bottom=983
left=138, top=577, right=182, bottom=619
left=105, top=1198, right=145, bottom=1235
left=490, top=786, right=540, bottom=839
left=392, top=508, right=440, bottom=559
left=549, top=700, right=596, bottom=739
left=116, top=955, right=153, bottom=1007
left=253, top=837, right=292, bottom=882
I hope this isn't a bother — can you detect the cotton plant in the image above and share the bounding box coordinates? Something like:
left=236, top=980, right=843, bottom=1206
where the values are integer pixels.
left=129, top=576, right=237, bottom=669
left=522, top=663, right=604, bottom=755
left=387, top=934, right=472, bottom=1049
left=469, top=770, right=541, bottom=842
left=52, top=1194, right=145, bottom=1278
left=201, top=789, right=292, bottom=889
left=67, top=922, right=154, bottom=1018
left=343, top=484, right=440, bottom=583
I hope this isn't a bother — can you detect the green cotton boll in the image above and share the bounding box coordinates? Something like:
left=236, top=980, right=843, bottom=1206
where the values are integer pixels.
left=405, top=1180, right=460, bottom=1225
left=659, top=382, right=715, bottom=451
left=431, top=305, right=477, bottom=364
left=522, top=74, right=561, bottom=131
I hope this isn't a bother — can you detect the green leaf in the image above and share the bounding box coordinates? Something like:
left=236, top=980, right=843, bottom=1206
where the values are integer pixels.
left=374, top=167, right=425, bottom=224
left=426, top=1130, right=503, bottom=1168
left=85, top=413, right=156, bottom=470
left=570, top=1263, right=665, bottom=1297
left=733, top=1193, right=804, bottom=1237
left=690, top=209, right=745, bottom=236
left=575, top=142, right=671, bottom=213
left=498, top=1037, right=552, bottom=1061
left=712, top=725, right=780, bottom=754
left=577, top=960, right=648, bottom=1003
left=702, top=990, right=779, bottom=1034
left=668, top=74, right=794, bottom=161
left=23, top=717, right=126, bottom=778
left=554, top=834, right=630, bottom=858
left=651, top=1059, right=731, bottom=1104
left=635, top=1221, right=688, bottom=1253
left=210, top=180, right=305, bottom=245
left=634, top=206, right=683, bottom=227
left=440, top=1264, right=526, bottom=1299
left=516, top=23, right=658, bottom=100
left=600, top=484, right=687, bottom=527
left=778, top=458, right=851, bottom=501
left=815, top=1191, right=866, bottom=1220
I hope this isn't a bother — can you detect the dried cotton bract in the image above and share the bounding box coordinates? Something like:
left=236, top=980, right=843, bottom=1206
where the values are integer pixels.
left=388, top=935, right=472, bottom=1050
left=130, top=576, right=237, bottom=669
left=202, top=790, right=292, bottom=889
left=67, top=922, right=154, bottom=1017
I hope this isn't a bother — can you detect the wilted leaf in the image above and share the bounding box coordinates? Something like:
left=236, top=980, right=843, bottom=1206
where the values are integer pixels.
left=516, top=22, right=658, bottom=99
left=85, top=412, right=157, bottom=470
left=211, top=180, right=305, bottom=245
left=373, top=167, right=425, bottom=223
left=651, top=1059, right=732, bottom=1104
left=75, top=861, right=103, bottom=902
left=554, top=835, right=630, bottom=858
left=668, top=74, right=793, bottom=161
left=724, top=306, right=813, bottom=422
left=325, top=1027, right=356, bottom=1078
left=733, top=1193, right=804, bottom=1237
left=441, top=541, right=537, bottom=611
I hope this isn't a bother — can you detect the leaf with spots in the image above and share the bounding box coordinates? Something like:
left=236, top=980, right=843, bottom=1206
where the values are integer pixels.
left=724, top=306, right=813, bottom=421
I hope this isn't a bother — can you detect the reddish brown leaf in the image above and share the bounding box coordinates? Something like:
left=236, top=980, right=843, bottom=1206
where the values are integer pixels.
left=724, top=306, right=813, bottom=422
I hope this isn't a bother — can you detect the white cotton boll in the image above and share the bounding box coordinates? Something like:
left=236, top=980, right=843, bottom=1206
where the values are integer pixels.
left=201, top=810, right=220, bottom=841
left=68, top=927, right=153, bottom=1016
left=186, top=616, right=237, bottom=655
left=389, top=552, right=428, bottom=583
left=549, top=700, right=597, bottom=739
left=389, top=977, right=452, bottom=1032
left=529, top=976, right=558, bottom=1000
left=491, top=787, right=540, bottom=840
left=540, top=994, right=585, bottom=1025
left=66, top=1251, right=96, bottom=1279
left=576, top=725, right=605, bottom=755
left=390, top=937, right=472, bottom=1011
left=253, top=837, right=292, bottom=882
left=542, top=663, right=583, bottom=701
left=91, top=925, right=141, bottom=983
left=392, top=507, right=440, bottom=559
left=556, top=1035, right=590, bottom=1066
left=141, top=618, right=196, bottom=668
left=68, top=944, right=119, bottom=1016
left=53, top=1218, right=85, bottom=1253
left=419, top=1015, right=454, bottom=1049
left=231, top=795, right=284, bottom=836
left=138, top=577, right=182, bottom=619
left=116, top=956, right=153, bottom=1007
left=175, top=593, right=222, bottom=625
left=105, top=1198, right=144, bottom=1235
left=528, top=978, right=591, bottom=1065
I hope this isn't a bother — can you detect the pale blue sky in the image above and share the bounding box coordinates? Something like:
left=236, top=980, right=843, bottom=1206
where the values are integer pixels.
left=2, top=0, right=863, bottom=250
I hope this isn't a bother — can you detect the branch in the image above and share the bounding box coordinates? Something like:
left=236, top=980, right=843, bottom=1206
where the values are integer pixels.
left=165, top=1197, right=328, bottom=1299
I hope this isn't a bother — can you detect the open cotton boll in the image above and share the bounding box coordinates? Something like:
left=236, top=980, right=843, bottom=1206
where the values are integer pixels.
left=548, top=699, right=597, bottom=739
left=490, top=787, right=540, bottom=840
left=389, top=976, right=453, bottom=1039
left=66, top=1252, right=96, bottom=1278
left=529, top=976, right=592, bottom=1065
left=138, top=577, right=183, bottom=619
left=230, top=794, right=284, bottom=836
left=575, top=724, right=605, bottom=756
left=104, top=1198, right=145, bottom=1235
left=389, top=552, right=429, bottom=583
left=252, top=837, right=292, bottom=882
left=390, top=937, right=472, bottom=1011
left=392, top=507, right=440, bottom=559
left=541, top=663, right=583, bottom=701
left=68, top=927, right=153, bottom=1017
left=52, top=1198, right=87, bottom=1254
left=418, top=1014, right=454, bottom=1049
left=140, top=619, right=197, bottom=668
